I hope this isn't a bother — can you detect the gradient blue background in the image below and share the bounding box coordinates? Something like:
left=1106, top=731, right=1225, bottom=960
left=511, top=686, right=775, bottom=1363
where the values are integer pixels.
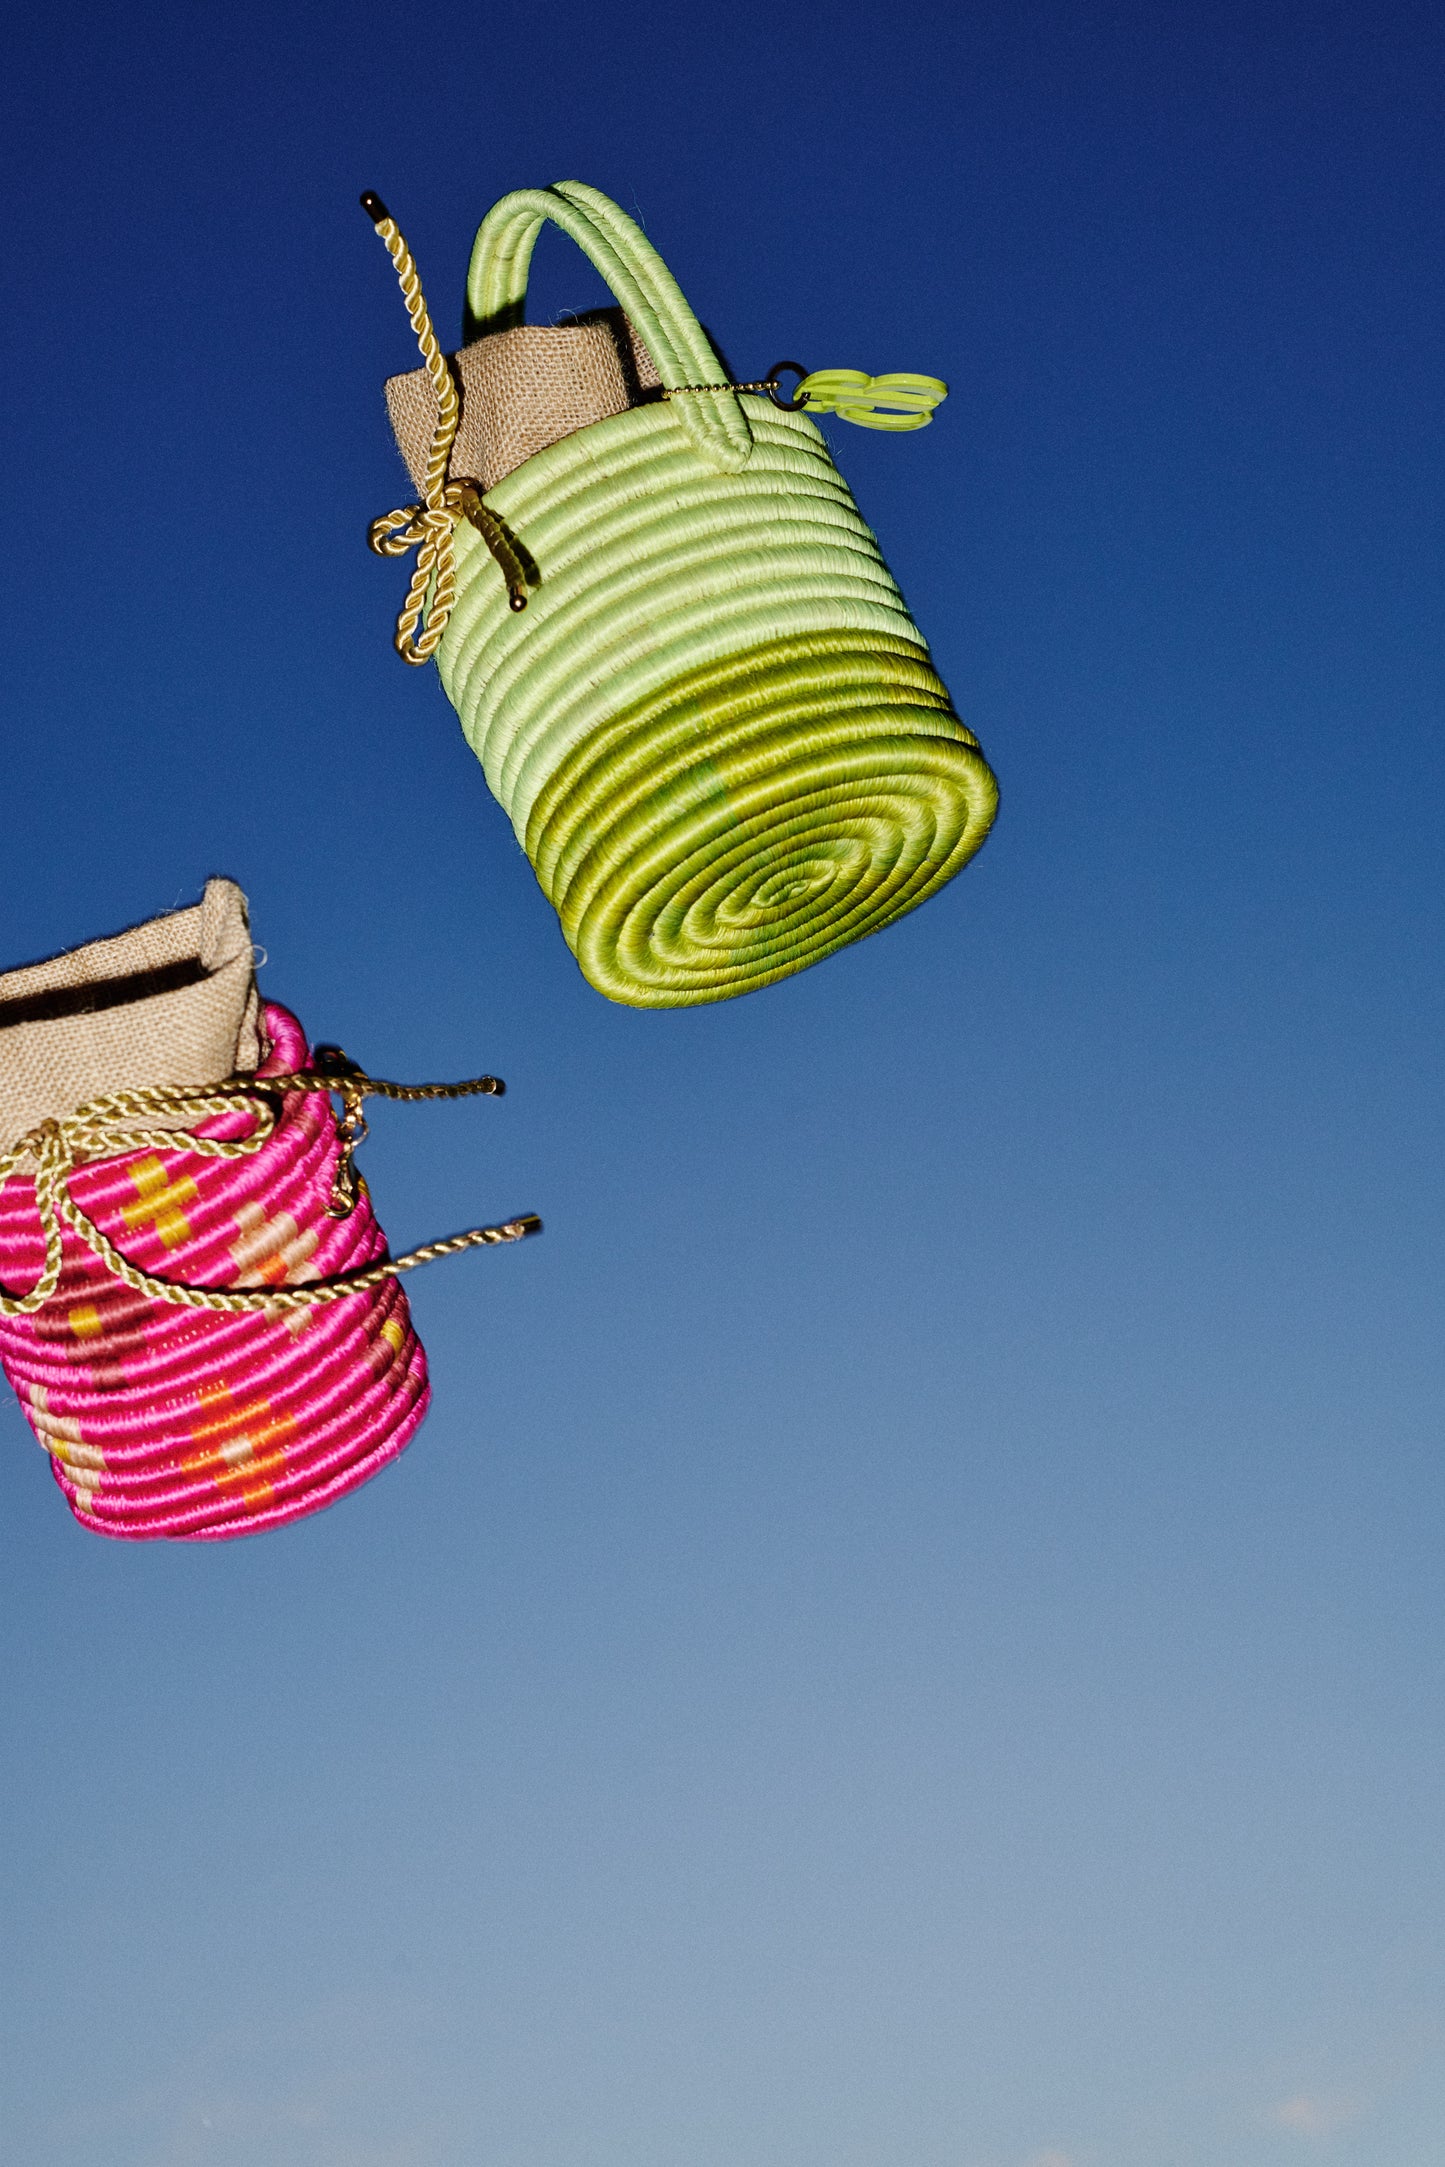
left=2, top=5, right=1443, bottom=2163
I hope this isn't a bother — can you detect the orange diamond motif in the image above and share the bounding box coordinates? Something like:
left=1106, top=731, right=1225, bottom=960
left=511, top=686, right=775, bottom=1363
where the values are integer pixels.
left=183, top=1382, right=295, bottom=1512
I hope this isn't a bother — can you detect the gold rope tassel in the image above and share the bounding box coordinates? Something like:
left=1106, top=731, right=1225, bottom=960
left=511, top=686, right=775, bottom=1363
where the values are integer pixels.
left=0, top=1059, right=541, bottom=1318
left=362, top=191, right=528, bottom=656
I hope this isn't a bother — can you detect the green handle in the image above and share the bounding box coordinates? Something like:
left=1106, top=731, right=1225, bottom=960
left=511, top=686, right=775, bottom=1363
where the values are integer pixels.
left=463, top=181, right=753, bottom=475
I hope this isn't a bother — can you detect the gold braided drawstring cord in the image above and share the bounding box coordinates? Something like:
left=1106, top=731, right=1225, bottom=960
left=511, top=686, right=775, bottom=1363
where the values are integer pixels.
left=0, top=1059, right=541, bottom=1319
left=362, top=192, right=529, bottom=658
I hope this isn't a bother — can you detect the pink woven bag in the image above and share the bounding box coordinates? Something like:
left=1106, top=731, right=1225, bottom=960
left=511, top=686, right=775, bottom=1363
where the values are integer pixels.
left=0, top=886, right=538, bottom=1541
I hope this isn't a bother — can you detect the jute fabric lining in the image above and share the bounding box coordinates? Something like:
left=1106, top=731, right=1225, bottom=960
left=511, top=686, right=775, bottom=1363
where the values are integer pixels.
left=373, top=181, right=998, bottom=1005
left=0, top=879, right=261, bottom=1150
left=386, top=309, right=662, bottom=495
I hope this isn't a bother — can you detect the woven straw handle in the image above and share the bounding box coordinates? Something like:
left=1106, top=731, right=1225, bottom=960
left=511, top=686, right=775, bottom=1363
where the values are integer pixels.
left=464, top=182, right=753, bottom=475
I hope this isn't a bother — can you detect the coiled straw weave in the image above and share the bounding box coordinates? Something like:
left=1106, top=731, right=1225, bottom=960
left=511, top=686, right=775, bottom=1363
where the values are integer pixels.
left=0, top=1005, right=528, bottom=1541
left=371, top=183, right=999, bottom=1007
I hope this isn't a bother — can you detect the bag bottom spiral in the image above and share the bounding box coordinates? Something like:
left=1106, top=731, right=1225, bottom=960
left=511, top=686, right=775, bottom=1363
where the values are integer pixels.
left=523, top=631, right=999, bottom=1006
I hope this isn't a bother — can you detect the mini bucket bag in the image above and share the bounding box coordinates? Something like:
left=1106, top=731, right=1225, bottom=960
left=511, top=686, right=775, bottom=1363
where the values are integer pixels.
left=365, top=183, right=999, bottom=1009
left=0, top=882, right=538, bottom=1540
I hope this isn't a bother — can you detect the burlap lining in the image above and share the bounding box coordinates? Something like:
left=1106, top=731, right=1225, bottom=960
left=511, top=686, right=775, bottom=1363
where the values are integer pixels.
left=0, top=879, right=262, bottom=1150
left=385, top=307, right=663, bottom=496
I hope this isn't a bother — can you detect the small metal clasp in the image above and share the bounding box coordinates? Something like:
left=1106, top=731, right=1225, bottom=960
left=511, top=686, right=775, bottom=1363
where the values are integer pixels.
left=766, top=360, right=811, bottom=412
left=314, top=1046, right=370, bottom=1218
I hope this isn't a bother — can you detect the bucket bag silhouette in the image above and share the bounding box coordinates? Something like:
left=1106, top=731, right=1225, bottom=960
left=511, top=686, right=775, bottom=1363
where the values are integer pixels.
left=0, top=882, right=538, bottom=1540
left=365, top=182, right=999, bottom=1009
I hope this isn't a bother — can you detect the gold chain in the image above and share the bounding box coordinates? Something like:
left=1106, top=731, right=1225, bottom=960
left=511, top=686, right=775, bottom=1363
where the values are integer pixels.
left=362, top=193, right=528, bottom=653
left=0, top=1059, right=540, bottom=1319
left=663, top=379, right=778, bottom=397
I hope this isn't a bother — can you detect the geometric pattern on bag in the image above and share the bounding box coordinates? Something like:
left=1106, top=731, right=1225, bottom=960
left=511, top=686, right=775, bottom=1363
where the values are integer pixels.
left=0, top=886, right=539, bottom=1542
left=0, top=1003, right=430, bottom=1540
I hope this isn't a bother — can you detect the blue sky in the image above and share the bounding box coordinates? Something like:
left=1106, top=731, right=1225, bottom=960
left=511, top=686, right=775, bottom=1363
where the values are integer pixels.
left=2, top=3, right=1444, bottom=2163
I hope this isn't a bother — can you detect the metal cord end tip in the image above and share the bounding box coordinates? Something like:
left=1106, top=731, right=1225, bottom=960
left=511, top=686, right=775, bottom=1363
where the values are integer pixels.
left=508, top=590, right=529, bottom=612
left=514, top=1214, right=543, bottom=1237
left=359, top=191, right=390, bottom=224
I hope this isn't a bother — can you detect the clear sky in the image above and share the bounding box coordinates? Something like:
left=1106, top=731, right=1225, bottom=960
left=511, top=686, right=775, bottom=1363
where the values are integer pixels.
left=2, top=4, right=1443, bottom=2164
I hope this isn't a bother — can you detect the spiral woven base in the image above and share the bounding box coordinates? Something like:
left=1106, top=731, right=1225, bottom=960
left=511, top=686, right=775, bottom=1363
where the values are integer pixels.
left=437, top=397, right=998, bottom=1006
left=525, top=628, right=993, bottom=1004
left=0, top=1005, right=429, bottom=1540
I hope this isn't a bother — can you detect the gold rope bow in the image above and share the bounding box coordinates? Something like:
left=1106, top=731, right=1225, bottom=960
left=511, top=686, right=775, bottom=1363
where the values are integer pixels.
left=362, top=194, right=529, bottom=662
left=0, top=1059, right=540, bottom=1319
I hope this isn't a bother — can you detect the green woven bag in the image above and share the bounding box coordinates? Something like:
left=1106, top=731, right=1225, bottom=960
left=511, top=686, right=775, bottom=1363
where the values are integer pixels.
left=367, top=182, right=999, bottom=1008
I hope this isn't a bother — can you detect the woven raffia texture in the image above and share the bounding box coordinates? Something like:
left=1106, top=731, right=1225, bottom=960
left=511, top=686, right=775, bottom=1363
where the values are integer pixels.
left=386, top=183, right=998, bottom=1007
left=0, top=1003, right=428, bottom=1541
left=386, top=309, right=662, bottom=495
